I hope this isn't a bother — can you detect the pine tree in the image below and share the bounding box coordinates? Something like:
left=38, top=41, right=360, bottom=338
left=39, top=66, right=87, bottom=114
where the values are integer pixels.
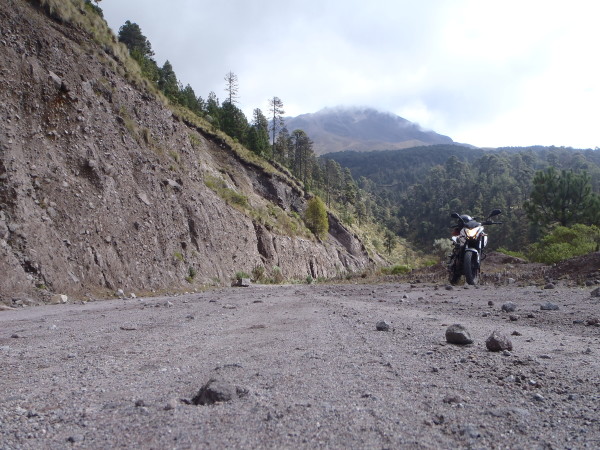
left=158, top=61, right=179, bottom=101
left=269, top=97, right=285, bottom=157
left=224, top=71, right=239, bottom=104
left=247, top=109, right=270, bottom=157
left=118, top=21, right=154, bottom=59
left=524, top=167, right=600, bottom=228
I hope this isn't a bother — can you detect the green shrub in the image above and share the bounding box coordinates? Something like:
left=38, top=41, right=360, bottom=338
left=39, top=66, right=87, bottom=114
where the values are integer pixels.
left=304, top=196, right=328, bottom=239
left=252, top=265, right=265, bottom=282
left=528, top=224, right=600, bottom=264
left=185, top=267, right=197, bottom=283
left=271, top=266, right=284, bottom=284
left=381, top=264, right=411, bottom=275
left=496, top=247, right=527, bottom=260
left=235, top=271, right=250, bottom=280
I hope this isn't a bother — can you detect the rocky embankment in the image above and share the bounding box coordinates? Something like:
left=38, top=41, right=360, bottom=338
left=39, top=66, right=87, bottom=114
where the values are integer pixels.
left=0, top=1, right=375, bottom=305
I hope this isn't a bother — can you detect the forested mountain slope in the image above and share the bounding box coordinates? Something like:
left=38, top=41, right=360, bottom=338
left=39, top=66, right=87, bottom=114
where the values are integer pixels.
left=326, top=145, right=600, bottom=251
left=284, top=107, right=454, bottom=155
left=0, top=0, right=375, bottom=304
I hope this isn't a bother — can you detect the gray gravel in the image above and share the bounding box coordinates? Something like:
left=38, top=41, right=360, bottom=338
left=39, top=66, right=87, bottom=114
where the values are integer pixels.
left=1, top=282, right=599, bottom=448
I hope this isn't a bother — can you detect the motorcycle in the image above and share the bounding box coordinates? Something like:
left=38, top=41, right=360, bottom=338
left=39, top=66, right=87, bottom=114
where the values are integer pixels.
left=447, top=209, right=502, bottom=285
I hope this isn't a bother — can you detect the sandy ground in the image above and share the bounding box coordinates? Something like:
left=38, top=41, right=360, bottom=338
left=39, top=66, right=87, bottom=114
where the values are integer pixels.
left=1, top=280, right=599, bottom=449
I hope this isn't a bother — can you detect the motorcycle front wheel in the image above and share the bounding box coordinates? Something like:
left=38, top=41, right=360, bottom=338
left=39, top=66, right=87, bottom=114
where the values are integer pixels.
left=463, top=251, right=480, bottom=285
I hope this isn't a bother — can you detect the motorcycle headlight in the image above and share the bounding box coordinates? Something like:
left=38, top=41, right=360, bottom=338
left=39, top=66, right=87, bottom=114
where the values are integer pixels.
left=465, top=227, right=478, bottom=238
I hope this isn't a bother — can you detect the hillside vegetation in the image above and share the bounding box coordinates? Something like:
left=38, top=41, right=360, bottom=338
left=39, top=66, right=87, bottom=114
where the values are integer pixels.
left=326, top=145, right=600, bottom=263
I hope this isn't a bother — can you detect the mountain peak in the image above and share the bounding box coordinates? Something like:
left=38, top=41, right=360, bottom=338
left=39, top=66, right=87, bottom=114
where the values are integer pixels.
left=285, top=106, right=453, bottom=155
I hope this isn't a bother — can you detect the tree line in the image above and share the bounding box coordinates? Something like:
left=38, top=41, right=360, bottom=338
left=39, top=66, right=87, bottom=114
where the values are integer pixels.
left=326, top=146, right=600, bottom=257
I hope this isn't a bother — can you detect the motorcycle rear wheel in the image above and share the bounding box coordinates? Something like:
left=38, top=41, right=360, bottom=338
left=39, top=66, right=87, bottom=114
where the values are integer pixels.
left=463, top=251, right=480, bottom=285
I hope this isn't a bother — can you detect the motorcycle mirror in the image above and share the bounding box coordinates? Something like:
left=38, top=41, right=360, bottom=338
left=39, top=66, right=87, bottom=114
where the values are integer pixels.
left=451, top=212, right=460, bottom=219
left=489, top=209, right=502, bottom=217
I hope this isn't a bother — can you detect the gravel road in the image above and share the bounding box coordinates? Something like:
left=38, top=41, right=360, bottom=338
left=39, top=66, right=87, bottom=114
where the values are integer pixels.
left=1, top=281, right=599, bottom=449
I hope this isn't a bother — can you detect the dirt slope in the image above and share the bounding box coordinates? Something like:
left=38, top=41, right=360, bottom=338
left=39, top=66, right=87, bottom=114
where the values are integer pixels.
left=1, top=278, right=599, bottom=448
left=0, top=0, right=375, bottom=304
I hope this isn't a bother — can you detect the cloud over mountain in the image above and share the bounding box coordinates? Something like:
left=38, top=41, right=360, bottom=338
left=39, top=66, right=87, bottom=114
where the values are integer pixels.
left=284, top=107, right=454, bottom=155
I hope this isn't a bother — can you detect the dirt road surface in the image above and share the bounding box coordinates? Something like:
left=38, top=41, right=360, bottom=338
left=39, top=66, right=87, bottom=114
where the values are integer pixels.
left=1, top=280, right=599, bottom=449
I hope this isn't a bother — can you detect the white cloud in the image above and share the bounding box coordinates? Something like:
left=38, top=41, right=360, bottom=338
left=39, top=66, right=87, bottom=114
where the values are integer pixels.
left=101, top=0, right=600, bottom=148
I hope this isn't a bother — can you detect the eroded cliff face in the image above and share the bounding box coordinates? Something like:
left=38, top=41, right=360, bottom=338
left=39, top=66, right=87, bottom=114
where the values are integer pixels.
left=0, top=1, right=375, bottom=303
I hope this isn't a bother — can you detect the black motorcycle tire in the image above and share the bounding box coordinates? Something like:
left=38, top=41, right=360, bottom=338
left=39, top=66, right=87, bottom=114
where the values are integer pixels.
left=463, top=251, right=479, bottom=285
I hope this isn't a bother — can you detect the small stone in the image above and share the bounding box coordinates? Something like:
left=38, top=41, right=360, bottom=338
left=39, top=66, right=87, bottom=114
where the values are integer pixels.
left=485, top=331, right=513, bottom=352
left=445, top=324, right=473, bottom=345
left=544, top=283, right=556, bottom=290
left=235, top=278, right=251, bottom=287
left=376, top=321, right=390, bottom=332
left=501, top=302, right=517, bottom=313
left=488, top=300, right=494, bottom=306
left=116, top=289, right=125, bottom=298
left=165, top=399, right=179, bottom=410
left=511, top=331, right=522, bottom=336
left=50, top=294, right=68, bottom=304
left=191, top=379, right=245, bottom=406
left=533, top=393, right=545, bottom=402
left=509, top=314, right=519, bottom=321
left=130, top=293, right=137, bottom=299
left=459, top=424, right=481, bottom=439
left=540, top=302, right=559, bottom=311
left=67, top=435, right=84, bottom=443
left=590, top=287, right=600, bottom=298
left=445, top=285, right=454, bottom=291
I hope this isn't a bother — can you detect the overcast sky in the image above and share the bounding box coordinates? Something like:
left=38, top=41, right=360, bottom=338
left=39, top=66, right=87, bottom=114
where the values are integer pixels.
left=100, top=0, right=599, bottom=149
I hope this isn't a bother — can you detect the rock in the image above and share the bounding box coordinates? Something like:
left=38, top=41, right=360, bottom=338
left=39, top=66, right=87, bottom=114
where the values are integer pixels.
left=591, top=287, right=600, bottom=298
left=509, top=314, right=519, bottom=321
left=585, top=318, right=599, bottom=326
left=459, top=424, right=481, bottom=439
left=234, top=278, right=251, bottom=287
left=501, top=302, right=517, bottom=313
left=48, top=71, right=62, bottom=88
left=191, top=379, right=247, bottom=406
left=376, top=320, right=390, bottom=332
left=544, top=283, right=556, bottom=290
left=485, top=331, right=513, bottom=352
left=165, top=399, right=179, bottom=410
left=445, top=285, right=454, bottom=291
left=445, top=324, right=473, bottom=345
left=67, top=435, right=84, bottom=444
left=116, top=289, right=125, bottom=298
left=49, top=294, right=68, bottom=304
left=540, top=302, right=559, bottom=311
